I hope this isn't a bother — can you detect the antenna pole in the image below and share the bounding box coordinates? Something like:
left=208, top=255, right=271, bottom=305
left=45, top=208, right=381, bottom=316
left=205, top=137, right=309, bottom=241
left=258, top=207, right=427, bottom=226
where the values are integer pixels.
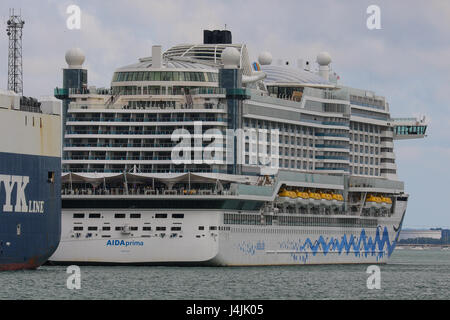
left=6, top=8, right=25, bottom=95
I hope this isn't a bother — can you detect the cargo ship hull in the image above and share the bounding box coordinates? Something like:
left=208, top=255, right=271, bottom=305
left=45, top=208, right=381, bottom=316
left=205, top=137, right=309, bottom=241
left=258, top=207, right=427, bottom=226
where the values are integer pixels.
left=0, top=152, right=61, bottom=270
left=0, top=104, right=61, bottom=271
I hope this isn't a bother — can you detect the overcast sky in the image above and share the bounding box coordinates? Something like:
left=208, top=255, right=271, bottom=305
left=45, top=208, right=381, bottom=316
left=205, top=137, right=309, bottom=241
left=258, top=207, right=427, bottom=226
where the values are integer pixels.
left=1, top=0, right=448, bottom=228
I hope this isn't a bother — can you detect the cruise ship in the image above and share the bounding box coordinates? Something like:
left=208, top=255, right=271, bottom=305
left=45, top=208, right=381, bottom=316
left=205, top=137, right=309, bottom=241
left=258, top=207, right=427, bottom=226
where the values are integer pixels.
left=49, top=30, right=427, bottom=266
left=0, top=90, right=61, bottom=270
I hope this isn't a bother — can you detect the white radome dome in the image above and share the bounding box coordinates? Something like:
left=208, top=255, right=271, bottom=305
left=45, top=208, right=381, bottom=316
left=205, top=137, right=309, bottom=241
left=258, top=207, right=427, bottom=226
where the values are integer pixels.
left=316, top=51, right=332, bottom=66
left=258, top=51, right=272, bottom=65
left=221, top=47, right=240, bottom=68
left=65, top=48, right=85, bottom=68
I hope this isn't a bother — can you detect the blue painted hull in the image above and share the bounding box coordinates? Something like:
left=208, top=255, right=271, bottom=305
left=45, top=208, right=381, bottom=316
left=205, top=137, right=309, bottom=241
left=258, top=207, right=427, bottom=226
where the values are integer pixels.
left=0, top=152, right=61, bottom=270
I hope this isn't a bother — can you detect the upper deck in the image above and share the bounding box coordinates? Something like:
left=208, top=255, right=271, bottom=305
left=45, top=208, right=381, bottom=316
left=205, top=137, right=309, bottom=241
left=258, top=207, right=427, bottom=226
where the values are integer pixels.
left=56, top=37, right=427, bottom=182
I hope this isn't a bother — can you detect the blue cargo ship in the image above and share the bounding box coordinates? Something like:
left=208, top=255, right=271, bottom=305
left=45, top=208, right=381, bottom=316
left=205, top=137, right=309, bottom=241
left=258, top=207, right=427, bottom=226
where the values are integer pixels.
left=0, top=89, right=61, bottom=270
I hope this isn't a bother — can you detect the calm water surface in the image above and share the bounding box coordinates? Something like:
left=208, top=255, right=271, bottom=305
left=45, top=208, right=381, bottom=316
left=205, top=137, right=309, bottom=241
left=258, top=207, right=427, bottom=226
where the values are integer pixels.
left=0, top=248, right=448, bottom=300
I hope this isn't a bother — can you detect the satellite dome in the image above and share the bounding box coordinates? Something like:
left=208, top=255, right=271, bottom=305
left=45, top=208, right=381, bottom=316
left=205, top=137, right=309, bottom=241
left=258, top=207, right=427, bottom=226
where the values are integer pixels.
left=65, top=48, right=85, bottom=68
left=221, top=47, right=240, bottom=68
left=316, top=51, right=332, bottom=66
left=258, top=51, right=272, bottom=65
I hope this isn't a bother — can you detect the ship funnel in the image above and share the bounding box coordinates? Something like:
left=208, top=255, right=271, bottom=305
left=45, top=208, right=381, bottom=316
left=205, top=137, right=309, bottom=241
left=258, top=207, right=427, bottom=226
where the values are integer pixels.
left=203, top=30, right=232, bottom=44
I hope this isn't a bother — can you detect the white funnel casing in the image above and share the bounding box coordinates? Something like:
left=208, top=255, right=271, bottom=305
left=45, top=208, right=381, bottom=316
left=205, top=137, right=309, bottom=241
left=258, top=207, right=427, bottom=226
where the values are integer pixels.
left=152, top=45, right=162, bottom=68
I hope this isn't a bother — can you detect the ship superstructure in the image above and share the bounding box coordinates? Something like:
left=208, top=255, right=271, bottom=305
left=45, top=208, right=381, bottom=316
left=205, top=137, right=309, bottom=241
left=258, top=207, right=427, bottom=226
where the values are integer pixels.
left=49, top=31, right=427, bottom=266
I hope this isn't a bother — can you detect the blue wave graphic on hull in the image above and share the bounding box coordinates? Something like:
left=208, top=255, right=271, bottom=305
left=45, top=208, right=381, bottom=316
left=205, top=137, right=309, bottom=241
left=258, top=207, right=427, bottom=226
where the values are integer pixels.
left=237, top=227, right=398, bottom=263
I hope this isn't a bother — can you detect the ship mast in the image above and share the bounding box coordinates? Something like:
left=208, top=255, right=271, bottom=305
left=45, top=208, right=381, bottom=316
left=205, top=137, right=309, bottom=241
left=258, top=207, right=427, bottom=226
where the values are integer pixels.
left=6, top=8, right=25, bottom=96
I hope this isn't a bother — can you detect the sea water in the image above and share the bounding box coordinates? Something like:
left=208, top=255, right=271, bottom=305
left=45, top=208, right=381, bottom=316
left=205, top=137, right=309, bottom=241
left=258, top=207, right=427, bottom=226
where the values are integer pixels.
left=0, top=248, right=448, bottom=300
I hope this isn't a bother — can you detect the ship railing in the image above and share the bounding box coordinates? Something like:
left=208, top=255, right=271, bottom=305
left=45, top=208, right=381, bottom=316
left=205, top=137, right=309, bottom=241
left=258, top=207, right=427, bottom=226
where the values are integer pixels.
left=62, top=187, right=236, bottom=196
left=122, top=102, right=226, bottom=111
left=65, top=117, right=227, bottom=123
left=68, top=88, right=112, bottom=95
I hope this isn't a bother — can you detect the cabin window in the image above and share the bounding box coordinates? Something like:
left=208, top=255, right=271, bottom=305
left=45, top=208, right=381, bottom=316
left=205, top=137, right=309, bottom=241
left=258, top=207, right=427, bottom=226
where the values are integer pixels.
left=89, top=213, right=101, bottom=218
left=130, top=214, right=141, bottom=219
left=73, top=213, right=85, bottom=219
left=115, top=213, right=126, bottom=218
left=155, top=213, right=167, bottom=218
left=171, top=227, right=181, bottom=231
left=156, top=227, right=166, bottom=231
left=74, top=226, right=83, bottom=231
left=172, top=214, right=184, bottom=219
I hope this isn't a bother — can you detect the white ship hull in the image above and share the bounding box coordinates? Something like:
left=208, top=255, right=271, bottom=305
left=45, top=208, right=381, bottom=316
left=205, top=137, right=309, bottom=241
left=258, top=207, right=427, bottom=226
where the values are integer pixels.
left=49, top=199, right=406, bottom=266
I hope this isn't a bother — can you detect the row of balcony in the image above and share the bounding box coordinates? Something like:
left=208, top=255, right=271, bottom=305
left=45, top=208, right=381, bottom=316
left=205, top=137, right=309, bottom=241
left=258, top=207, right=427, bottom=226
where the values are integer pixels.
left=66, top=117, right=227, bottom=123
left=64, top=143, right=227, bottom=148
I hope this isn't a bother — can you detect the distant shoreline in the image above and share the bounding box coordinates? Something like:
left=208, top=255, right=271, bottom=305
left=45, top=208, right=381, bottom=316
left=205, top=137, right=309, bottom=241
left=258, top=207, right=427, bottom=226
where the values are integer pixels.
left=396, top=244, right=450, bottom=248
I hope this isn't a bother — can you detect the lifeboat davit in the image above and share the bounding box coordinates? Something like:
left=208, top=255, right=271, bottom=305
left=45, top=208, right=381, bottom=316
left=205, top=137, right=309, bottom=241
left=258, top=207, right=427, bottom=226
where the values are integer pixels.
left=288, top=191, right=297, bottom=205
left=296, top=191, right=310, bottom=206
left=309, top=192, right=321, bottom=206
left=366, top=195, right=382, bottom=209
left=320, top=192, right=333, bottom=207
left=381, top=196, right=392, bottom=209
left=277, top=188, right=291, bottom=204
left=331, top=193, right=344, bottom=207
